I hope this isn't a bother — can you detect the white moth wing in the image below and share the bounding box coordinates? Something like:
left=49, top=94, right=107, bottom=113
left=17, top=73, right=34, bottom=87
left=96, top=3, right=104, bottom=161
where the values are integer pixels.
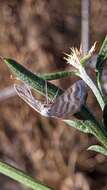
left=14, top=84, right=50, bottom=117
left=14, top=80, right=87, bottom=119
left=48, top=80, right=87, bottom=118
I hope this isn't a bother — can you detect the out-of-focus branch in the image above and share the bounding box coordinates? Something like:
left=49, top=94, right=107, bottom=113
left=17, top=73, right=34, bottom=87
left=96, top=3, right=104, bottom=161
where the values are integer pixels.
left=81, top=0, right=91, bottom=54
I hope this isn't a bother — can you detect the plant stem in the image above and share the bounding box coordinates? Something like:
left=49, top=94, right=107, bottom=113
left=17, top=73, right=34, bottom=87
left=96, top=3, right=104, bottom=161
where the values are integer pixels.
left=79, top=68, right=105, bottom=110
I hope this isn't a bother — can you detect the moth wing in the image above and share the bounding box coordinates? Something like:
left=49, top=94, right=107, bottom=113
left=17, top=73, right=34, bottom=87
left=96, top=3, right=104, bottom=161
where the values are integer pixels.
left=14, top=84, right=42, bottom=114
left=49, top=80, right=87, bottom=118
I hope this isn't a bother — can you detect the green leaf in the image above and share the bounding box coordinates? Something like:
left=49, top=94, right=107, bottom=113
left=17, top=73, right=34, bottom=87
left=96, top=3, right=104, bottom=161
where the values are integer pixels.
left=3, top=58, right=77, bottom=99
left=39, top=70, right=77, bottom=80
left=64, top=119, right=95, bottom=134
left=88, top=145, right=107, bottom=156
left=64, top=118, right=107, bottom=150
left=3, top=58, right=63, bottom=100
left=96, top=36, right=107, bottom=94
left=0, top=161, right=53, bottom=190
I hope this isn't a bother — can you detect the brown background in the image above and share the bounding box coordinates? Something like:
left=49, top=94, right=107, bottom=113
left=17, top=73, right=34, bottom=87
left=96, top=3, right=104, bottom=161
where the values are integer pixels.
left=0, top=0, right=107, bottom=190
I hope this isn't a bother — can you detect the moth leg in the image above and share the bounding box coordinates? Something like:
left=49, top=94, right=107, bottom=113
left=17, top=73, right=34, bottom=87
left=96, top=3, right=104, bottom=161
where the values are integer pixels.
left=14, top=84, right=35, bottom=102
left=23, top=83, right=35, bottom=100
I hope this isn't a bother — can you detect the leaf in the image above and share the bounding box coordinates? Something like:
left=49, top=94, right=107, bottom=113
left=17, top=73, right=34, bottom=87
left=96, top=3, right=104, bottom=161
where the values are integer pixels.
left=0, top=161, right=53, bottom=190
left=3, top=58, right=63, bottom=100
left=64, top=118, right=107, bottom=150
left=88, top=145, right=107, bottom=156
left=64, top=119, right=96, bottom=134
left=96, top=36, right=107, bottom=94
left=3, top=58, right=78, bottom=98
left=39, top=70, right=77, bottom=80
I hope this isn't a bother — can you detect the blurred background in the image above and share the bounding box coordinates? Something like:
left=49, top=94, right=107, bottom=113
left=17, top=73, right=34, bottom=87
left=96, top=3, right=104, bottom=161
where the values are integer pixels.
left=0, top=0, right=107, bottom=189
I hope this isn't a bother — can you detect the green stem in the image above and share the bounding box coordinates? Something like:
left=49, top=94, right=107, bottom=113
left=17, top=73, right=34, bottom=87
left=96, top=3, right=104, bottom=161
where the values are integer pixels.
left=79, top=68, right=105, bottom=110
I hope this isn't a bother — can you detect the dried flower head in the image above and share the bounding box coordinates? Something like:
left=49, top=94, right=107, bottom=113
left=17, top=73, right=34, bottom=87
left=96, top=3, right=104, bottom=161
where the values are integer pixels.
left=65, top=42, right=96, bottom=71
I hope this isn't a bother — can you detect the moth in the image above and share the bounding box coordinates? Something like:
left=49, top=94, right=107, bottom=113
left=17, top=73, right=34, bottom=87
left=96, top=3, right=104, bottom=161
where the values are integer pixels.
left=14, top=80, right=87, bottom=119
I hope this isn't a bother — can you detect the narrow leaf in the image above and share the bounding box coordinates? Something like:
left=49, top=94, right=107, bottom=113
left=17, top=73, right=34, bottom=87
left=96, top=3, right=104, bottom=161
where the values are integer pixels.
left=3, top=58, right=63, bottom=100
left=88, top=145, right=107, bottom=156
left=0, top=161, right=53, bottom=190
left=64, top=118, right=107, bottom=150
left=39, top=70, right=77, bottom=80
left=64, top=119, right=95, bottom=134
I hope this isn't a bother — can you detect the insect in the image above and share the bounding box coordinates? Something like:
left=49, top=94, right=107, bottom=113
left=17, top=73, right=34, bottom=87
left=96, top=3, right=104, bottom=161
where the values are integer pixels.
left=14, top=80, right=87, bottom=119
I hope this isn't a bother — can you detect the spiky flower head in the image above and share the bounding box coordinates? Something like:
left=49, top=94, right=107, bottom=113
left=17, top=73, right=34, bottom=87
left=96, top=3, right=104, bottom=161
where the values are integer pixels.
left=65, top=43, right=96, bottom=71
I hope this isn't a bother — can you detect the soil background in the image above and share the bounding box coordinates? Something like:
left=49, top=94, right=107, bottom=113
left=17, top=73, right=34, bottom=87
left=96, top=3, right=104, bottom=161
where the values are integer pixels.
left=0, top=1, right=107, bottom=190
